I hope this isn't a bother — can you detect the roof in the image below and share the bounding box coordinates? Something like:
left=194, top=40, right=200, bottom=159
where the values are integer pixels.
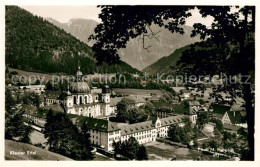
left=72, top=116, right=120, bottom=132
left=45, top=90, right=61, bottom=99
left=110, top=97, right=124, bottom=106
left=22, top=104, right=37, bottom=113
left=230, top=104, right=244, bottom=111
left=227, top=111, right=246, bottom=124
left=189, top=101, right=200, bottom=106
left=71, top=81, right=91, bottom=93
left=43, top=104, right=65, bottom=113
left=160, top=115, right=185, bottom=127
left=171, top=87, right=185, bottom=93
left=213, top=113, right=224, bottom=120
left=127, top=95, right=146, bottom=104
left=118, top=121, right=154, bottom=136
left=91, top=88, right=102, bottom=94
left=180, top=89, right=191, bottom=93
left=23, top=105, right=60, bottom=119
left=152, top=102, right=188, bottom=115
left=223, top=124, right=242, bottom=131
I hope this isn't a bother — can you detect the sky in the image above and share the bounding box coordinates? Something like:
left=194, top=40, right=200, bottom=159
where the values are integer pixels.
left=20, top=6, right=214, bottom=27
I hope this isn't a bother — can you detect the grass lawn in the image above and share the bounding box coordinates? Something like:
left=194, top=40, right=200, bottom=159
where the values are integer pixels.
left=93, top=153, right=114, bottom=161
left=144, top=141, right=230, bottom=161
left=5, top=140, right=72, bottom=160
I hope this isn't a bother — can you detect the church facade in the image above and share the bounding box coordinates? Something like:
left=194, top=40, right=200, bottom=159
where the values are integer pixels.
left=64, top=66, right=113, bottom=117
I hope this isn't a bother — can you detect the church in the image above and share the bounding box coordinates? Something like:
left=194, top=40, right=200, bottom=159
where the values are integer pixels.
left=63, top=66, right=113, bottom=118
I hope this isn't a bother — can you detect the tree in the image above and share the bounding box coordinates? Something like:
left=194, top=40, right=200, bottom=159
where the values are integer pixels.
left=78, top=122, right=94, bottom=160
left=44, top=111, right=94, bottom=160
left=43, top=109, right=54, bottom=149
left=5, top=89, right=15, bottom=111
left=91, top=5, right=255, bottom=160
left=20, top=122, right=33, bottom=143
left=22, top=92, right=41, bottom=107
left=136, top=145, right=148, bottom=160
left=124, top=137, right=140, bottom=160
left=197, top=112, right=208, bottom=126
left=193, top=140, right=199, bottom=148
left=112, top=137, right=146, bottom=160
left=208, top=140, right=219, bottom=151
left=5, top=89, right=32, bottom=142
left=168, top=124, right=182, bottom=143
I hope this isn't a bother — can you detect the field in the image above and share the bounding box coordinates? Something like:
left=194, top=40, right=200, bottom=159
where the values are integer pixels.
left=144, top=141, right=229, bottom=161
left=113, top=88, right=163, bottom=96
left=9, top=68, right=57, bottom=83
left=5, top=140, right=72, bottom=160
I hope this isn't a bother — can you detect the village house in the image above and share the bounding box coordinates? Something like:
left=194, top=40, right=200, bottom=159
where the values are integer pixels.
left=222, top=110, right=247, bottom=128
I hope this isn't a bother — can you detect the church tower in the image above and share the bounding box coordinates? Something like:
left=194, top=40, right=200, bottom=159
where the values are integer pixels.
left=101, top=85, right=111, bottom=116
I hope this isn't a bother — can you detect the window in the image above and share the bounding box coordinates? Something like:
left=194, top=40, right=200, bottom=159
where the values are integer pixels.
left=109, top=132, right=114, bottom=135
left=74, top=96, right=77, bottom=104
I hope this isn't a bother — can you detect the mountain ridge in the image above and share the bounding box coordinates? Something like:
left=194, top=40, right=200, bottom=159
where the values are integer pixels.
left=46, top=17, right=201, bottom=70
left=6, top=6, right=139, bottom=75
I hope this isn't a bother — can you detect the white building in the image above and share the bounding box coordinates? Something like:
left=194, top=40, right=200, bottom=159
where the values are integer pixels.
left=74, top=115, right=186, bottom=152
left=46, top=66, right=114, bottom=118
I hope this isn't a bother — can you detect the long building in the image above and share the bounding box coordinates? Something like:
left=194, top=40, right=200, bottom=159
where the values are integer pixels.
left=73, top=115, right=187, bottom=152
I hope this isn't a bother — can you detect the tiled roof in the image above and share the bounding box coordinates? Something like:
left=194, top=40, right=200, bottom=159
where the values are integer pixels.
left=110, top=97, right=124, bottom=106
left=160, top=115, right=185, bottom=127
left=127, top=95, right=146, bottom=103
left=73, top=116, right=120, bottom=132
left=223, top=123, right=242, bottom=131
left=118, top=121, right=154, bottom=136
left=227, top=111, right=246, bottom=124
left=43, top=104, right=65, bottom=113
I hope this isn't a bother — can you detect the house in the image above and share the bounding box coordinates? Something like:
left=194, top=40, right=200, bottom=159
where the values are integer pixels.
left=179, top=89, right=192, bottom=101
left=22, top=105, right=47, bottom=128
left=127, top=95, right=146, bottom=107
left=211, top=104, right=231, bottom=121
left=45, top=90, right=62, bottom=105
left=222, top=111, right=247, bottom=128
left=223, top=124, right=243, bottom=135
left=19, top=85, right=45, bottom=94
left=110, top=97, right=124, bottom=113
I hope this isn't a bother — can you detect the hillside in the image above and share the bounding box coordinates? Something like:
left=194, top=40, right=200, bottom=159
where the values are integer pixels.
left=46, top=18, right=201, bottom=70
left=5, top=140, right=72, bottom=160
left=143, top=45, right=190, bottom=76
left=6, top=6, right=139, bottom=75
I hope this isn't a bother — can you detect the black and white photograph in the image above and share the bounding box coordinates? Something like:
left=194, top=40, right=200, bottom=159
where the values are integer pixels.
left=1, top=0, right=259, bottom=166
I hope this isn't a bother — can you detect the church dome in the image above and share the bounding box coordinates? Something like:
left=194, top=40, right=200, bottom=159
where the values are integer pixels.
left=71, top=82, right=91, bottom=93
